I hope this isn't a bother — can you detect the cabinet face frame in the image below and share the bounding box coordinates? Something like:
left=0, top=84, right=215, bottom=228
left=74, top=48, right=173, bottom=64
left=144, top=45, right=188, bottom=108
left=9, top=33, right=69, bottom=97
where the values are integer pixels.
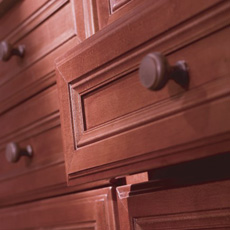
left=56, top=0, right=230, bottom=186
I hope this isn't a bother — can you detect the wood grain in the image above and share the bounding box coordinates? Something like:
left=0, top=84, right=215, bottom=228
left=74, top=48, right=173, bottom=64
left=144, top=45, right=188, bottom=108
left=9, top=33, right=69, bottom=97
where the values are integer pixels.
left=0, top=36, right=79, bottom=115
left=0, top=187, right=118, bottom=230
left=0, top=2, right=75, bottom=89
left=0, top=0, right=48, bottom=39
left=117, top=180, right=230, bottom=230
left=56, top=0, right=230, bottom=185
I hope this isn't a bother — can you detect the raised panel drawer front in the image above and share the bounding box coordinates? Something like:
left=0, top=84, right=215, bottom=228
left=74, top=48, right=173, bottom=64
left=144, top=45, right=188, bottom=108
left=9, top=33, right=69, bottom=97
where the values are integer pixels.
left=0, top=86, right=66, bottom=205
left=0, top=187, right=118, bottom=230
left=0, top=0, right=91, bottom=114
left=116, top=180, right=230, bottom=230
left=56, top=0, right=230, bottom=186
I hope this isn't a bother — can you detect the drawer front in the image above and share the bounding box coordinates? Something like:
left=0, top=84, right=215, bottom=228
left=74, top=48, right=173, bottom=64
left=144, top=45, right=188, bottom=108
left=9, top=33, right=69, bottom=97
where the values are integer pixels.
left=0, top=0, right=75, bottom=84
left=56, top=0, right=230, bottom=185
left=0, top=86, right=65, bottom=205
left=117, top=180, right=230, bottom=230
left=0, top=187, right=118, bottom=230
left=0, top=0, right=91, bottom=114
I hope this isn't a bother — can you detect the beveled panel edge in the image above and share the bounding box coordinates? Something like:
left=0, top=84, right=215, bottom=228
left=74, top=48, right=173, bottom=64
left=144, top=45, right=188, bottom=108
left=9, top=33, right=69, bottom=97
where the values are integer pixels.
left=110, top=0, right=131, bottom=13
left=0, top=110, right=60, bottom=151
left=0, top=36, right=79, bottom=115
left=74, top=76, right=230, bottom=148
left=0, top=165, right=116, bottom=208
left=5, top=0, right=69, bottom=43
left=0, top=70, right=56, bottom=115
left=134, top=209, right=230, bottom=230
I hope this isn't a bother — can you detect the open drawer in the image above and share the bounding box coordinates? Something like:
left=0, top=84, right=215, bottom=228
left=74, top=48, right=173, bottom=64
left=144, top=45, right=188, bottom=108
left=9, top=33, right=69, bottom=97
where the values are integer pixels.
left=56, top=0, right=230, bottom=185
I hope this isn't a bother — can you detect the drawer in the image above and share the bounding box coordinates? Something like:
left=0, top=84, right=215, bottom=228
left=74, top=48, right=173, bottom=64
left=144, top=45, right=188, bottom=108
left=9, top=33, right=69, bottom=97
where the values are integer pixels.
left=0, top=0, right=75, bottom=83
left=0, top=187, right=118, bottom=230
left=56, top=0, right=230, bottom=185
left=0, top=0, right=84, bottom=114
left=0, top=86, right=65, bottom=205
left=116, top=180, right=230, bottom=230
left=95, top=0, right=221, bottom=31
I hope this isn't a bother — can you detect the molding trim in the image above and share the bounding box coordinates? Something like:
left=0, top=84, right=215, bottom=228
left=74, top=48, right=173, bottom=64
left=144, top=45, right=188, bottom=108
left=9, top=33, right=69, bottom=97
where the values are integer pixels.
left=5, top=0, right=69, bottom=43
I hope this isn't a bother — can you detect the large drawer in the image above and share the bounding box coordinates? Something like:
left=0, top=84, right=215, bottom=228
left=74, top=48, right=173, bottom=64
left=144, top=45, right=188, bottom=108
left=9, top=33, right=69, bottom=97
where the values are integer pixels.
left=0, top=187, right=118, bottom=230
left=56, top=0, right=230, bottom=185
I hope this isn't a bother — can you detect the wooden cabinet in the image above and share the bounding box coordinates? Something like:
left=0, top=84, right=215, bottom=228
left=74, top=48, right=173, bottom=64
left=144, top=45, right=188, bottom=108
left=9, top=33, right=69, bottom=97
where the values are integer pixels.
left=0, top=0, right=229, bottom=229
left=56, top=0, right=230, bottom=185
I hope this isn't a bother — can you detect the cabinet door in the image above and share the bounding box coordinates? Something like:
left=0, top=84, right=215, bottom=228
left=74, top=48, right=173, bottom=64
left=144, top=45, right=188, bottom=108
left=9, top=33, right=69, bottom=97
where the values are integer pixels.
left=117, top=180, right=230, bottom=230
left=0, top=187, right=118, bottom=230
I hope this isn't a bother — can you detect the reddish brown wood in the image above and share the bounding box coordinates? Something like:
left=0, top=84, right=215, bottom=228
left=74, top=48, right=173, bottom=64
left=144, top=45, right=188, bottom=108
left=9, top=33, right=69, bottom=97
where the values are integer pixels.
left=0, top=187, right=118, bottom=230
left=126, top=172, right=149, bottom=185
left=0, top=1, right=76, bottom=89
left=0, top=0, right=48, bottom=40
left=0, top=37, right=80, bottom=115
left=117, top=180, right=230, bottom=230
left=110, top=0, right=131, bottom=13
left=56, top=0, right=230, bottom=185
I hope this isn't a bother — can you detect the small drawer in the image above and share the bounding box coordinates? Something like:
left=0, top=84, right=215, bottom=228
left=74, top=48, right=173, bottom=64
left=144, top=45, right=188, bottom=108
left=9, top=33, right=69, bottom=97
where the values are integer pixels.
left=0, top=0, right=79, bottom=114
left=0, top=187, right=118, bottom=230
left=0, top=1, right=75, bottom=81
left=0, top=86, right=65, bottom=204
left=116, top=180, right=230, bottom=230
left=56, top=0, right=230, bottom=185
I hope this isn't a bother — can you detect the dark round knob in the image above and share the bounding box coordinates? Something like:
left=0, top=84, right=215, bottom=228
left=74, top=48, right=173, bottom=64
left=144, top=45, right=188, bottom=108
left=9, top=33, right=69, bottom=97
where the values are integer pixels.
left=139, top=52, right=189, bottom=90
left=5, top=142, right=33, bottom=163
left=0, top=41, right=25, bottom=62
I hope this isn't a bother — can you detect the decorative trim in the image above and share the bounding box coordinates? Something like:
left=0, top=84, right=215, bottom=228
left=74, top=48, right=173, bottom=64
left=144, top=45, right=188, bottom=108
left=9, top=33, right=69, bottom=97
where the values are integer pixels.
left=0, top=0, right=20, bottom=17
left=5, top=0, right=69, bottom=43
left=134, top=209, right=230, bottom=229
left=0, top=71, right=56, bottom=115
left=0, top=110, right=60, bottom=151
left=109, top=0, right=131, bottom=14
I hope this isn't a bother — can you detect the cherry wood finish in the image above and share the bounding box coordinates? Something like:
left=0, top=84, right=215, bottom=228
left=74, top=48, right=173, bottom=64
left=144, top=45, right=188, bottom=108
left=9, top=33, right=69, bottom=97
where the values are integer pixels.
left=0, top=0, right=48, bottom=39
left=117, top=180, right=230, bottom=230
left=0, top=0, right=229, bottom=228
left=0, top=187, right=118, bottom=230
left=56, top=0, right=230, bottom=186
left=0, top=1, right=75, bottom=86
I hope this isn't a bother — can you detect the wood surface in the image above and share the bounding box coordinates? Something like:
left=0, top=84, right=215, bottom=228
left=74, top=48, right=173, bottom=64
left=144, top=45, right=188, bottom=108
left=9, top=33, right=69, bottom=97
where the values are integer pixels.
left=0, top=2, right=75, bottom=86
left=56, top=0, right=230, bottom=185
left=0, top=187, right=118, bottom=230
left=117, top=180, right=230, bottom=230
left=0, top=1, right=229, bottom=229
